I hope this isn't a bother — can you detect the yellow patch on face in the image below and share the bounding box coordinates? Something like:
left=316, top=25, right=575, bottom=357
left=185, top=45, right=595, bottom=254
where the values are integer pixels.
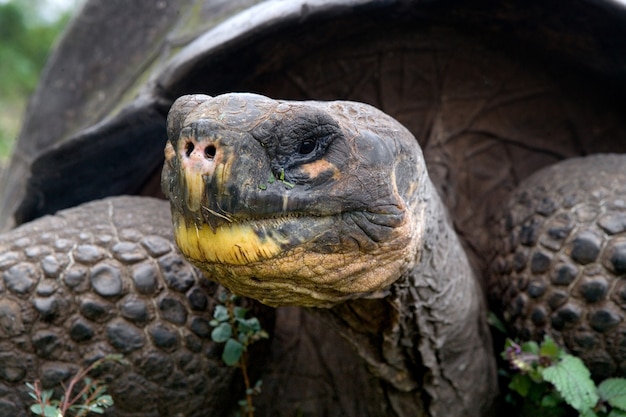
left=174, top=215, right=283, bottom=265
left=300, top=159, right=339, bottom=179
left=183, top=170, right=205, bottom=212
left=214, top=163, right=227, bottom=191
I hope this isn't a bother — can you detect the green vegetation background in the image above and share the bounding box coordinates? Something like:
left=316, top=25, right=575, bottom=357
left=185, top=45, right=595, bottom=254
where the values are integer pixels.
left=0, top=0, right=73, bottom=163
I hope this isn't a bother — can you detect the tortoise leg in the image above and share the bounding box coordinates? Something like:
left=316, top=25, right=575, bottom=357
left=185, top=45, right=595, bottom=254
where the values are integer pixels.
left=490, top=154, right=626, bottom=380
left=0, top=196, right=274, bottom=417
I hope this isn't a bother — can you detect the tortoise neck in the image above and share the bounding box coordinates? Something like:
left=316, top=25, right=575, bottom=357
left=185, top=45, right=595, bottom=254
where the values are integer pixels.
left=319, top=181, right=497, bottom=417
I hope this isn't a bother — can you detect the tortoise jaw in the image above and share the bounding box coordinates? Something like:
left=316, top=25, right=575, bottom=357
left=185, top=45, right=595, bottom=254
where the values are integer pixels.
left=171, top=205, right=418, bottom=307
left=173, top=211, right=316, bottom=266
left=173, top=213, right=285, bottom=265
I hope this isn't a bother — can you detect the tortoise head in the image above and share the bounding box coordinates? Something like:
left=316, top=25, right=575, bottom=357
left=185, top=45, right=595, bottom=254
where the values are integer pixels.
left=162, top=93, right=427, bottom=307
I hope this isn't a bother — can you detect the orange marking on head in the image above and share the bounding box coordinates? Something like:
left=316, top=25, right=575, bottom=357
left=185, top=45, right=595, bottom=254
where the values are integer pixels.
left=300, top=159, right=339, bottom=180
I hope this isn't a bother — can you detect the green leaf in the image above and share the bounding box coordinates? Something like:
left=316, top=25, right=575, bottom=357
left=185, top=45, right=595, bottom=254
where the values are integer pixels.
left=526, top=381, right=550, bottom=404
left=539, top=337, right=561, bottom=361
left=509, top=373, right=532, bottom=397
left=211, top=322, right=232, bottom=343
left=521, top=341, right=539, bottom=355
left=97, top=394, right=113, bottom=406
left=252, top=379, right=263, bottom=395
left=72, top=405, right=105, bottom=414
left=258, top=184, right=267, bottom=190
left=599, top=378, right=626, bottom=410
left=238, top=333, right=250, bottom=345
left=540, top=392, right=562, bottom=407
left=222, top=338, right=244, bottom=366
left=580, top=409, right=599, bottom=417
left=213, top=305, right=229, bottom=322
left=104, top=353, right=125, bottom=363
left=40, top=389, right=53, bottom=403
left=249, top=329, right=270, bottom=343
left=31, top=405, right=62, bottom=417
left=30, top=404, right=44, bottom=416
left=488, top=312, right=507, bottom=334
left=541, top=354, right=599, bottom=413
left=609, top=409, right=626, bottom=417
left=237, top=317, right=261, bottom=334
left=69, top=404, right=90, bottom=411
left=234, top=306, right=247, bottom=319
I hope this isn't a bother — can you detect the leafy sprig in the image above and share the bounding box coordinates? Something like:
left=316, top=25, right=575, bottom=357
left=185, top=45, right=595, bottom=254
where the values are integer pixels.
left=503, top=337, right=626, bottom=417
left=210, top=292, right=268, bottom=417
left=27, top=354, right=126, bottom=417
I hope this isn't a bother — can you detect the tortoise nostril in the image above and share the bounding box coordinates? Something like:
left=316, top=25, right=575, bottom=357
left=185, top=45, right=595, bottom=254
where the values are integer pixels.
left=205, top=145, right=216, bottom=159
left=185, top=141, right=194, bottom=157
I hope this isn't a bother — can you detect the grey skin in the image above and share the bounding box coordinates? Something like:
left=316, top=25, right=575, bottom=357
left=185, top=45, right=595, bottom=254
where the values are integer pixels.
left=2, top=0, right=626, bottom=416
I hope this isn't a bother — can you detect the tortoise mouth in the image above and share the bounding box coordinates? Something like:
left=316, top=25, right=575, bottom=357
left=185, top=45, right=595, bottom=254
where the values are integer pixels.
left=172, top=205, right=419, bottom=307
left=172, top=212, right=326, bottom=266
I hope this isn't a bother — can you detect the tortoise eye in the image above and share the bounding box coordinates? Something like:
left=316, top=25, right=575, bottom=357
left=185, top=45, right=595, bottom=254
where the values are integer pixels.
left=299, top=139, right=317, bottom=155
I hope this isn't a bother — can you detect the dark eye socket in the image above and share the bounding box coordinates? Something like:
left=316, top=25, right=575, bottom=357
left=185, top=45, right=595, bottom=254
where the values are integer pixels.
left=298, top=138, right=317, bottom=155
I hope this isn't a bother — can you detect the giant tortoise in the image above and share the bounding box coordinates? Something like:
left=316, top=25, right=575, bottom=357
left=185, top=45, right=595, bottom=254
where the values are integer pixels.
left=1, top=0, right=626, bottom=416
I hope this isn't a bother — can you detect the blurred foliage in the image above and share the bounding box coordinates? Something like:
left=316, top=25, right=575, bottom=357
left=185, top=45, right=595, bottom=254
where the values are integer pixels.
left=0, top=0, right=74, bottom=160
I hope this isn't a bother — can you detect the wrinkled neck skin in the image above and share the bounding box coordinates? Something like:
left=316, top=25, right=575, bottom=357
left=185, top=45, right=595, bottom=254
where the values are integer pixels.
left=318, top=179, right=497, bottom=417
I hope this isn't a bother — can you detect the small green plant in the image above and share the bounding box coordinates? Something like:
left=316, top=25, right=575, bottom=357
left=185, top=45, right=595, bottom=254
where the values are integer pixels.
left=502, top=337, right=626, bottom=417
left=258, top=169, right=294, bottom=190
left=210, top=292, right=269, bottom=417
left=26, top=354, right=125, bottom=417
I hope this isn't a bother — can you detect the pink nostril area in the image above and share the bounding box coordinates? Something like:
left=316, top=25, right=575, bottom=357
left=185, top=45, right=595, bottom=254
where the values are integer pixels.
left=184, top=141, right=216, bottom=160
